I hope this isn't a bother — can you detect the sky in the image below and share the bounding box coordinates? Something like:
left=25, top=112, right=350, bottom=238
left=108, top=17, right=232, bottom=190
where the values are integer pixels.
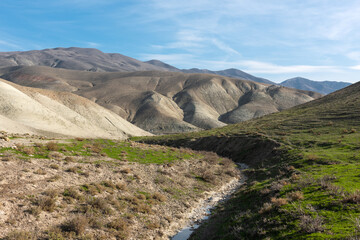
left=1, top=0, right=360, bottom=83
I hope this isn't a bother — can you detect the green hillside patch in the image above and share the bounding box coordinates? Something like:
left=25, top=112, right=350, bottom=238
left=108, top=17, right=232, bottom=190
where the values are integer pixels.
left=1, top=139, right=200, bottom=165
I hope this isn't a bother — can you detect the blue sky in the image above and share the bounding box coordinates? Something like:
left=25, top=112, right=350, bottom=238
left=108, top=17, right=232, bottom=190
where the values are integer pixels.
left=1, top=0, right=360, bottom=83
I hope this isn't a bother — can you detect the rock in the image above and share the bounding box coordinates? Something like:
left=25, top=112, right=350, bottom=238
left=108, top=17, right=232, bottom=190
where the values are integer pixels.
left=0, top=136, right=10, bottom=142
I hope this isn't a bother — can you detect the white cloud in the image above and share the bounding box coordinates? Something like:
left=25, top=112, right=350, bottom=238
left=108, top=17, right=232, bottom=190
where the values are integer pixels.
left=236, top=61, right=338, bottom=74
left=349, top=65, right=360, bottom=70
left=140, top=52, right=342, bottom=75
left=141, top=53, right=196, bottom=64
left=86, top=42, right=101, bottom=48
left=0, top=40, right=22, bottom=50
left=151, top=30, right=205, bottom=50
left=211, top=39, right=240, bottom=56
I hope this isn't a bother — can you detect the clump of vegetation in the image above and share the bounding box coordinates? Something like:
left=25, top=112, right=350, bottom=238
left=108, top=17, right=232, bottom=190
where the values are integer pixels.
left=61, top=216, right=88, bottom=235
left=21, top=146, right=35, bottom=155
left=258, top=202, right=272, bottom=214
left=49, top=163, right=60, bottom=169
left=83, top=197, right=112, bottom=215
left=107, top=218, right=128, bottom=231
left=287, top=191, right=304, bottom=201
left=63, top=188, right=82, bottom=200
left=101, top=180, right=116, bottom=189
left=299, top=214, right=324, bottom=233
left=270, top=197, right=288, bottom=207
left=152, top=192, right=167, bottom=202
left=66, top=166, right=81, bottom=173
left=46, top=142, right=59, bottom=151
left=342, top=190, right=360, bottom=204
left=31, top=195, right=57, bottom=213
left=34, top=168, right=46, bottom=175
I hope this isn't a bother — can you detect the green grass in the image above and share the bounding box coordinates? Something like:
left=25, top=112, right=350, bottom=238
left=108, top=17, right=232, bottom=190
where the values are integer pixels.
left=0, top=139, right=201, bottom=165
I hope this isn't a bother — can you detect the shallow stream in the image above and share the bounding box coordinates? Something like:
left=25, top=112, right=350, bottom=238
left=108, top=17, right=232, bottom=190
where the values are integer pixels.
left=170, top=163, right=248, bottom=240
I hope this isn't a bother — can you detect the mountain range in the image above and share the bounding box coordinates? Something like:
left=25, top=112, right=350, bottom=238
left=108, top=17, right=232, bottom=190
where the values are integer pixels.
left=0, top=47, right=351, bottom=94
left=280, top=77, right=352, bottom=94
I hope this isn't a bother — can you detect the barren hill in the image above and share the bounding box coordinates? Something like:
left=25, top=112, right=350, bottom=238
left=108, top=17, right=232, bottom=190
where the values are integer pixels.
left=0, top=47, right=170, bottom=72
left=0, top=78, right=151, bottom=138
left=0, top=66, right=322, bottom=134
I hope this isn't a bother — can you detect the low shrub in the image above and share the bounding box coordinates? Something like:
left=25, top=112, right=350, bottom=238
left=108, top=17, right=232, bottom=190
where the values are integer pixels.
left=46, top=142, right=59, bottom=151
left=342, top=190, right=360, bottom=204
left=22, top=147, right=35, bottom=155
left=101, top=180, right=116, bottom=189
left=34, top=168, right=47, bottom=175
left=87, top=197, right=112, bottom=214
left=107, top=218, right=128, bottom=231
left=152, top=193, right=167, bottom=202
left=62, top=216, right=88, bottom=235
left=299, top=214, right=324, bottom=233
left=258, top=202, right=273, bottom=214
left=287, top=191, right=304, bottom=201
left=271, top=197, right=288, bottom=207
left=49, top=164, right=60, bottom=170
left=63, top=188, right=82, bottom=200
left=116, top=183, right=127, bottom=191
left=37, top=196, right=57, bottom=212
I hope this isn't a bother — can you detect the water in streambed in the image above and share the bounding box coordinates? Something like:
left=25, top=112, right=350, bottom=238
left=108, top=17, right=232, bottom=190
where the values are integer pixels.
left=171, top=163, right=248, bottom=240
left=171, top=209, right=209, bottom=240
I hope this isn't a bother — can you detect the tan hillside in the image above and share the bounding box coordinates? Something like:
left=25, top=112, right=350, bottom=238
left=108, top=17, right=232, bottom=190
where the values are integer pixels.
left=0, top=47, right=172, bottom=72
left=0, top=66, right=322, bottom=134
left=0, top=79, right=151, bottom=138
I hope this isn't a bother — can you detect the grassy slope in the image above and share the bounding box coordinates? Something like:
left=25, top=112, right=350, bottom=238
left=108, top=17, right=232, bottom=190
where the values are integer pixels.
left=134, top=82, right=360, bottom=239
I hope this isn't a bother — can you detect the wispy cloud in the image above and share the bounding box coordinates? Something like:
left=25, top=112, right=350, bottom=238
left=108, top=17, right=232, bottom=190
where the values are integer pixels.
left=85, top=42, right=101, bottom=48
left=150, top=29, right=240, bottom=58
left=0, top=40, right=21, bottom=50
left=141, top=53, right=196, bottom=64
left=151, top=30, right=205, bottom=50
left=349, top=65, right=360, bottom=70
left=140, top=52, right=341, bottom=74
left=211, top=39, right=240, bottom=56
left=236, top=61, right=338, bottom=74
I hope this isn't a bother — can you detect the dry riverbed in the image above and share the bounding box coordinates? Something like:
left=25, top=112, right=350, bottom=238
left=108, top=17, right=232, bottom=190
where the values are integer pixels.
left=0, top=132, right=240, bottom=239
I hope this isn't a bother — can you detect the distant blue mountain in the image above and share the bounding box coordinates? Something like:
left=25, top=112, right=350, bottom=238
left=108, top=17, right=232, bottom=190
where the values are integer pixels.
left=280, top=77, right=352, bottom=94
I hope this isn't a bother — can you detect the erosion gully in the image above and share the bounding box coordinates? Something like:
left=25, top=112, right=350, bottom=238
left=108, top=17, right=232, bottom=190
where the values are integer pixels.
left=171, top=163, right=248, bottom=240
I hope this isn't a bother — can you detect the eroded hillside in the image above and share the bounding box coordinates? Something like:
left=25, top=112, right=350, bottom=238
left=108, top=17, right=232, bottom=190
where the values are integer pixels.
left=0, top=79, right=150, bottom=139
left=0, top=66, right=322, bottom=134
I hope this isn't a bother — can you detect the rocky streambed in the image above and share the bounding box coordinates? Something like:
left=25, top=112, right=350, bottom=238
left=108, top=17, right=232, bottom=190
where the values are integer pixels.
left=169, top=163, right=248, bottom=240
